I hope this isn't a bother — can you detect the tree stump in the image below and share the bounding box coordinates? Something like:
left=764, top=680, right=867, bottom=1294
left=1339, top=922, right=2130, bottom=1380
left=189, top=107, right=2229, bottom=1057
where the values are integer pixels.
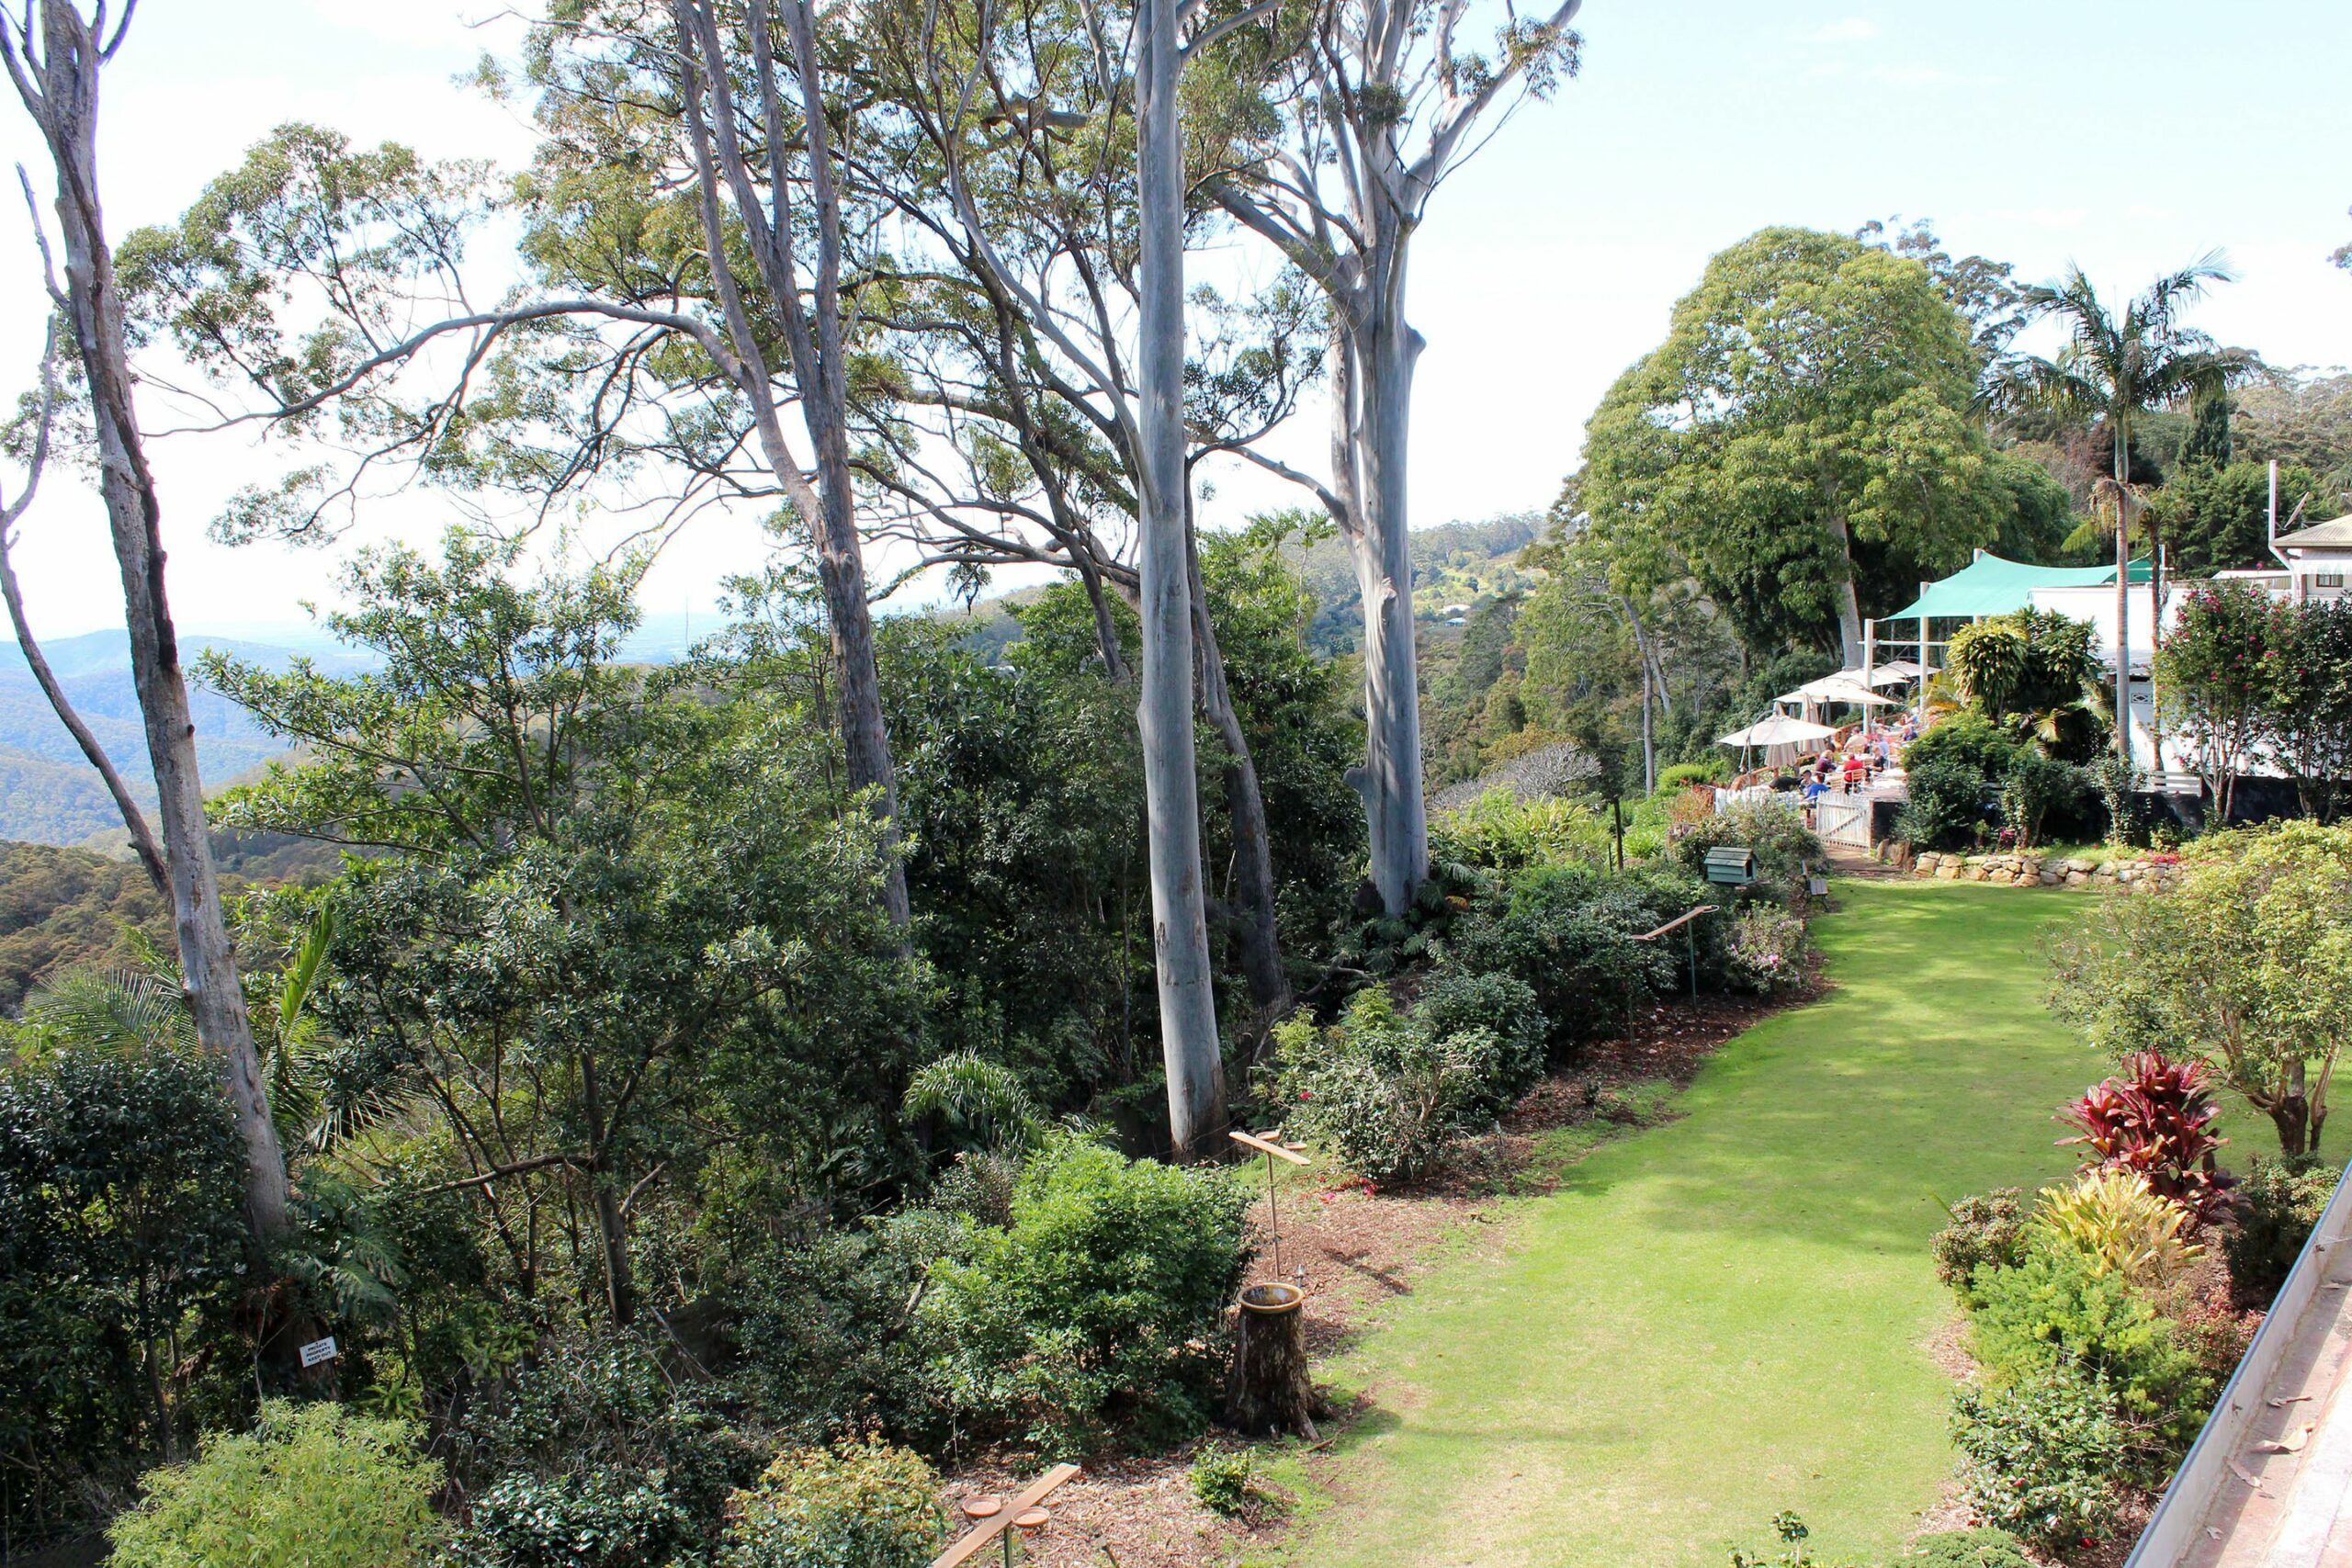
left=1227, top=1282, right=1317, bottom=1439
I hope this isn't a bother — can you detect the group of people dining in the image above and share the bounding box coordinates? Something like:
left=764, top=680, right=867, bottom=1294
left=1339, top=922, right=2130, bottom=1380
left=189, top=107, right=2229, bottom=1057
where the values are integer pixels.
left=1790, top=714, right=1919, bottom=820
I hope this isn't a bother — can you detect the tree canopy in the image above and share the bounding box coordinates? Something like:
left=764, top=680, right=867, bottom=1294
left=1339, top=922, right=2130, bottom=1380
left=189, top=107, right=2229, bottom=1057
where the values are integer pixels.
left=1574, top=227, right=2018, bottom=661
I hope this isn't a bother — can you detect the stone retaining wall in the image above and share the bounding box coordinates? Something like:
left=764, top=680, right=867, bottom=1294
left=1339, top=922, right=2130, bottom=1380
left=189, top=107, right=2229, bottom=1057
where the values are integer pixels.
left=1906, top=851, right=2182, bottom=891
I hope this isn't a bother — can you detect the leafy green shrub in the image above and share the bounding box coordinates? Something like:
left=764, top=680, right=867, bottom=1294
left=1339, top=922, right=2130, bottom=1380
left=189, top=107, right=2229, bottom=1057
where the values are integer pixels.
left=1453, top=864, right=1688, bottom=1053
left=933, top=1150, right=1021, bottom=1230
left=1999, top=752, right=2085, bottom=849
left=1428, top=789, right=1607, bottom=874
left=1951, top=1369, right=2129, bottom=1551
left=2225, top=1155, right=2337, bottom=1303
left=463, top=1469, right=699, bottom=1568
left=1190, top=1447, right=1255, bottom=1517
left=0, top=1043, right=251, bottom=1525
left=1724, top=906, right=1810, bottom=995
left=454, top=1330, right=759, bottom=1564
left=1898, top=1527, right=2035, bottom=1568
left=1668, top=798, right=1819, bottom=905
left=107, top=1401, right=444, bottom=1568
left=922, top=1134, right=1251, bottom=1451
left=729, top=1212, right=967, bottom=1446
left=1931, top=1190, right=2028, bottom=1293
left=1411, top=967, right=1548, bottom=1118
left=1895, top=758, right=1991, bottom=852
left=1965, top=1246, right=2210, bottom=1448
left=1903, top=710, right=2024, bottom=779
left=1274, top=988, right=1524, bottom=1181
left=2086, top=755, right=2142, bottom=846
left=718, top=1438, right=943, bottom=1568
left=1657, top=759, right=1728, bottom=791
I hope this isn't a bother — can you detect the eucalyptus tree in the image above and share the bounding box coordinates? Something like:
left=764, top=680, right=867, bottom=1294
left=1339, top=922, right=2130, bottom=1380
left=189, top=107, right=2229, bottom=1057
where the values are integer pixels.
left=1, top=0, right=292, bottom=1242
left=1201, top=0, right=1584, bottom=915
left=1992, top=258, right=2262, bottom=763
left=118, top=2, right=914, bottom=929
left=851, top=3, right=1324, bottom=1028
left=848, top=0, right=1296, bottom=1150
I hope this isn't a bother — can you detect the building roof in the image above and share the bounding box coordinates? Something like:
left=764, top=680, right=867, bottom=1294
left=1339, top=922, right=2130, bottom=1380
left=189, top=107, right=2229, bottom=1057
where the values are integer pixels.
left=1883, top=550, right=2154, bottom=623
left=2273, top=515, right=2352, bottom=551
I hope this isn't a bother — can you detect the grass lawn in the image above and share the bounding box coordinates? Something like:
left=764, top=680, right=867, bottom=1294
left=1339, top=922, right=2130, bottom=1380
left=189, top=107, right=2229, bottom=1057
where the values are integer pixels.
left=1257, top=881, right=2101, bottom=1568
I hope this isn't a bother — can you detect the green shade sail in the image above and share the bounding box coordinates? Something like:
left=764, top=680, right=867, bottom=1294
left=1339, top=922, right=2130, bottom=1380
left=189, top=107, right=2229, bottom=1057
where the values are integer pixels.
left=1883, top=550, right=2154, bottom=623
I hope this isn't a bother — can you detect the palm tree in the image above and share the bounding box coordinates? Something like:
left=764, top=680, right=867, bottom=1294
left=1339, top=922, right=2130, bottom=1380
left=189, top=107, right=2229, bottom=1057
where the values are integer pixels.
left=1991, top=257, right=2262, bottom=767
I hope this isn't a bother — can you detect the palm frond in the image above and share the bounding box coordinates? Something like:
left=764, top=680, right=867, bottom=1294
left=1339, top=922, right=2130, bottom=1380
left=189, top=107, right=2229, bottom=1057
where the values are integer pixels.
left=2132, top=252, right=2233, bottom=339
left=904, top=1051, right=1043, bottom=1152
left=1981, top=353, right=2105, bottom=423
left=26, top=966, right=198, bottom=1055
left=275, top=907, right=336, bottom=1036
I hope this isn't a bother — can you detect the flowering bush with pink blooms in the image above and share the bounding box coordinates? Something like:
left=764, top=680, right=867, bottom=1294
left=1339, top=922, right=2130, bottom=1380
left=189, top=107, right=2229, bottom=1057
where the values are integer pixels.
left=1724, top=907, right=1811, bottom=996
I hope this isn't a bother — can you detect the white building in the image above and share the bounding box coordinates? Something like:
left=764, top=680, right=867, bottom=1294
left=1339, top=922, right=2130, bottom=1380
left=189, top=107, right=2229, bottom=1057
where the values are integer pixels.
left=2267, top=514, right=2352, bottom=603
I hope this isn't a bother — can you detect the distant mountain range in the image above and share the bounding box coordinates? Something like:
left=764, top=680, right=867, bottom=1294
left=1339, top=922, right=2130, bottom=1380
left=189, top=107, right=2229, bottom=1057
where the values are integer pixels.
left=0, top=630, right=360, bottom=846
left=0, top=609, right=715, bottom=852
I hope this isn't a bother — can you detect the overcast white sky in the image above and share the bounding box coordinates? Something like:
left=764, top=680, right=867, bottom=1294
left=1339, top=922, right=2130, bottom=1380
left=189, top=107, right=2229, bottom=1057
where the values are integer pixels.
left=3, top=0, right=2348, bottom=639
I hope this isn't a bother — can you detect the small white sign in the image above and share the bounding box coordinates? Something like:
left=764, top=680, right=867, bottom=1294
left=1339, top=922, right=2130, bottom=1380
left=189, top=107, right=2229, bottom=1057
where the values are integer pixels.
left=299, top=1336, right=339, bottom=1368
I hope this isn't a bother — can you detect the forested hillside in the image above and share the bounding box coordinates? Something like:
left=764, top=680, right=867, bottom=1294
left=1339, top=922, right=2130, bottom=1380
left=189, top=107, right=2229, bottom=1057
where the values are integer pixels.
left=0, top=630, right=368, bottom=844
left=1292, top=512, right=1543, bottom=655
left=0, top=841, right=170, bottom=1013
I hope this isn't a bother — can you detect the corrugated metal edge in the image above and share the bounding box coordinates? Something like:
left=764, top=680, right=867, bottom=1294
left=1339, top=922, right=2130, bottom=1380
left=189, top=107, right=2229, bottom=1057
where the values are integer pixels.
left=2125, top=1156, right=2352, bottom=1568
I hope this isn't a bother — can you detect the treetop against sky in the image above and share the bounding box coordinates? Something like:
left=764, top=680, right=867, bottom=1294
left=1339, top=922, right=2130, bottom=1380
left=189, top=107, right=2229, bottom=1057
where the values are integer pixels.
left=1, top=0, right=2346, bottom=638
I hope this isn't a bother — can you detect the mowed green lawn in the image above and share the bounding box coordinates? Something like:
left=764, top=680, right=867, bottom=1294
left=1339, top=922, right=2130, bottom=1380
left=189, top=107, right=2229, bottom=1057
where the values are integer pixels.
left=1270, top=882, right=2100, bottom=1568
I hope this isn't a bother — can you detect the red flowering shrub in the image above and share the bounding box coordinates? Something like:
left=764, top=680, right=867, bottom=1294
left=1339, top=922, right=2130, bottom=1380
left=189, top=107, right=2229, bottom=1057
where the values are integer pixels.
left=2058, top=1051, right=2232, bottom=1222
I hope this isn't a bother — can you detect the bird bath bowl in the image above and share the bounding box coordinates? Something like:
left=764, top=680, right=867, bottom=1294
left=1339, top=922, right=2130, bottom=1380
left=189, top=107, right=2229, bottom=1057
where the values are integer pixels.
left=1238, top=1280, right=1305, bottom=1315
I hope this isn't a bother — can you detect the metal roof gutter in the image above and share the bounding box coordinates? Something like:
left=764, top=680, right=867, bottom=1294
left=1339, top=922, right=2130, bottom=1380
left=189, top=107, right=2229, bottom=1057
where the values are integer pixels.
left=2125, top=1156, right=2352, bottom=1568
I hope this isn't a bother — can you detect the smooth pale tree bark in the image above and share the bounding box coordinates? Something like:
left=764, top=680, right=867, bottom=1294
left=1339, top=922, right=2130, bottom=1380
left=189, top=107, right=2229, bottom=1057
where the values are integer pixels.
left=1214, top=0, right=1583, bottom=914
left=5, top=0, right=290, bottom=1240
left=672, top=0, right=909, bottom=931
left=1137, top=0, right=1227, bottom=1158
left=1351, top=308, right=1431, bottom=917
left=1826, top=508, right=1867, bottom=667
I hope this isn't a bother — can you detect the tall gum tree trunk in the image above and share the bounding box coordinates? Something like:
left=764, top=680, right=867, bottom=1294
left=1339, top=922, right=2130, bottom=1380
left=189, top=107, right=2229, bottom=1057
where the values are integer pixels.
left=24, top=0, right=289, bottom=1240
left=1136, top=0, right=1227, bottom=1158
left=776, top=0, right=909, bottom=931
left=674, top=0, right=909, bottom=932
left=1350, top=304, right=1430, bottom=916
left=808, top=434, right=909, bottom=930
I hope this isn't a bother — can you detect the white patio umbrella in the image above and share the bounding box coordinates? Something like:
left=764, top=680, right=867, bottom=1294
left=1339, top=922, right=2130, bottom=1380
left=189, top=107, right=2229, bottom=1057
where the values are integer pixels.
left=1717, top=715, right=1836, bottom=771
left=1775, top=675, right=1897, bottom=724
left=1864, top=660, right=1922, bottom=685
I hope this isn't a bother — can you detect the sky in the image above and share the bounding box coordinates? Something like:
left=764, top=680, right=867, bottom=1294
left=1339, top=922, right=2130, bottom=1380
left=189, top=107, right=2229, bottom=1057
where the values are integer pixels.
left=2, top=0, right=2348, bottom=640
